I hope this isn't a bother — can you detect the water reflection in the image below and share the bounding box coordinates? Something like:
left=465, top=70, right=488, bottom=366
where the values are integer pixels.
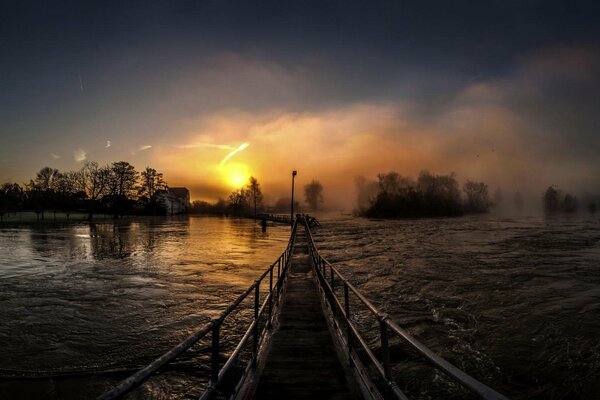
left=0, top=217, right=290, bottom=380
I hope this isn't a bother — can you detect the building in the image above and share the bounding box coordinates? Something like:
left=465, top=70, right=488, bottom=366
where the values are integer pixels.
left=157, top=187, right=191, bottom=215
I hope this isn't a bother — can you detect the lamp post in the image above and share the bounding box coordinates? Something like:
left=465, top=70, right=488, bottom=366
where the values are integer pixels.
left=291, top=170, right=297, bottom=226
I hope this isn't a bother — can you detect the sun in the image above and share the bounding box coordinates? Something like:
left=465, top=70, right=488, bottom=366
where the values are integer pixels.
left=221, top=162, right=250, bottom=188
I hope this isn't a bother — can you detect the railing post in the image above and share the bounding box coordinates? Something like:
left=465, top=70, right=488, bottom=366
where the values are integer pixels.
left=330, top=265, right=335, bottom=290
left=210, top=321, right=220, bottom=388
left=253, top=282, right=260, bottom=367
left=268, top=267, right=273, bottom=328
left=344, top=282, right=352, bottom=362
left=380, top=316, right=393, bottom=399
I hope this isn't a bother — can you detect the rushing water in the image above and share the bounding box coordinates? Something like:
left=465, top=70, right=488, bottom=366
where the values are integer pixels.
left=1, top=214, right=600, bottom=399
left=312, top=212, right=600, bottom=400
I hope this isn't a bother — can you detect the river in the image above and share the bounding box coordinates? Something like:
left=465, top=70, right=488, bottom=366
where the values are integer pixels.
left=1, top=214, right=599, bottom=399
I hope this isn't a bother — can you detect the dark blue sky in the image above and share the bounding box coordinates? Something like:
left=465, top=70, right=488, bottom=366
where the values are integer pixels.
left=1, top=1, right=599, bottom=200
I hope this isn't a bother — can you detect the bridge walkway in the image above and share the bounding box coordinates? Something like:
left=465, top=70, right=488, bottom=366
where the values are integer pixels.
left=251, top=225, right=356, bottom=399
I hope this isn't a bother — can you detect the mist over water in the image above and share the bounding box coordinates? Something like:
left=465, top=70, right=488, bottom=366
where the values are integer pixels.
left=313, top=212, right=600, bottom=399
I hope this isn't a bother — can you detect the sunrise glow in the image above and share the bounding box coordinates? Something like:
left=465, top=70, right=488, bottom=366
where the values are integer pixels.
left=221, top=162, right=251, bottom=188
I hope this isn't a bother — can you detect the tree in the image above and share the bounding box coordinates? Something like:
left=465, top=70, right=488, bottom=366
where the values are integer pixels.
left=53, top=170, right=85, bottom=219
left=108, top=161, right=138, bottom=217
left=81, top=161, right=111, bottom=220
left=139, top=167, right=167, bottom=214
left=228, top=188, right=250, bottom=215
left=0, top=183, right=23, bottom=221
left=544, top=186, right=560, bottom=213
left=304, top=180, right=324, bottom=210
left=463, top=180, right=492, bottom=213
left=25, top=167, right=61, bottom=220
left=246, top=176, right=263, bottom=218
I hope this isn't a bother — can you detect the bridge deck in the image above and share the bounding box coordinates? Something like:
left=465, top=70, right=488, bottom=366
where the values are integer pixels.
left=252, top=226, right=356, bottom=400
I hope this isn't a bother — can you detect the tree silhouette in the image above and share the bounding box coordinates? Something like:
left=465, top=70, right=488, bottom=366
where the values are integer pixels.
left=247, top=176, right=263, bottom=218
left=81, top=161, right=111, bottom=220
left=463, top=180, right=492, bottom=213
left=228, top=188, right=249, bottom=215
left=108, top=161, right=138, bottom=218
left=544, top=186, right=560, bottom=213
left=304, top=180, right=324, bottom=210
left=139, top=167, right=167, bottom=214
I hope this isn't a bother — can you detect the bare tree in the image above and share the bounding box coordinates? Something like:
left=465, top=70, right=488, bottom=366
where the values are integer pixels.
left=304, top=180, right=324, bottom=210
left=139, top=167, right=167, bottom=214
left=246, top=176, right=263, bottom=218
left=81, top=161, right=111, bottom=220
left=108, top=161, right=138, bottom=217
left=26, top=167, right=60, bottom=219
left=463, top=180, right=492, bottom=213
left=228, top=188, right=249, bottom=215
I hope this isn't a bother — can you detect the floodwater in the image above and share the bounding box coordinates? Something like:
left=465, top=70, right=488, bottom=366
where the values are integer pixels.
left=312, top=213, right=600, bottom=400
left=1, top=214, right=600, bottom=399
left=0, top=216, right=291, bottom=399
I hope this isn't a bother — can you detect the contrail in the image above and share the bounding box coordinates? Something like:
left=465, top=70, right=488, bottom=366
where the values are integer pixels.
left=79, top=73, right=84, bottom=93
left=105, top=140, right=111, bottom=148
left=221, top=143, right=250, bottom=166
left=175, top=143, right=235, bottom=150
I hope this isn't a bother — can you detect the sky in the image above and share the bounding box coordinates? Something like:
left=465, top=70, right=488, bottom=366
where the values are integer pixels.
left=1, top=1, right=599, bottom=206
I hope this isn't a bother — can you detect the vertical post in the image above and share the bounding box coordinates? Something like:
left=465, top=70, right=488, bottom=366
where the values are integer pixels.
left=253, top=282, right=260, bottom=367
left=211, top=321, right=220, bottom=387
left=268, top=267, right=273, bottom=328
left=291, top=170, right=297, bottom=227
left=380, top=318, right=393, bottom=399
left=344, top=282, right=352, bottom=362
left=330, top=265, right=335, bottom=290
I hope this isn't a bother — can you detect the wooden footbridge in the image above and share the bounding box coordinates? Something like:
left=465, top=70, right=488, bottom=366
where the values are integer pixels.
left=99, top=217, right=509, bottom=400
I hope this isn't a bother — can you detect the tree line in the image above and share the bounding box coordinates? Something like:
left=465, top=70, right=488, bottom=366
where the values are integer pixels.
left=355, top=170, right=493, bottom=218
left=0, top=161, right=169, bottom=221
left=191, top=178, right=325, bottom=217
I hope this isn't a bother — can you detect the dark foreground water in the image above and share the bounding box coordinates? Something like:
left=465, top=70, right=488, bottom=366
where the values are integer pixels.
left=0, top=216, right=291, bottom=399
left=313, top=213, right=600, bottom=400
left=1, top=214, right=600, bottom=399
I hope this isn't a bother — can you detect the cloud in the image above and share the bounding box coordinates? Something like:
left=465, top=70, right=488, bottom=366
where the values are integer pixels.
left=50, top=153, right=61, bottom=159
left=73, top=149, right=87, bottom=162
left=155, top=45, right=600, bottom=205
left=105, top=140, right=111, bottom=148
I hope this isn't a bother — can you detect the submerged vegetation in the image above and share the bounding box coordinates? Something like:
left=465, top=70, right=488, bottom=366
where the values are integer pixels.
left=355, top=171, right=492, bottom=218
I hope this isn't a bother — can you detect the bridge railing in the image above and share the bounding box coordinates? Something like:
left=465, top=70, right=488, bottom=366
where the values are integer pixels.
left=303, top=219, right=509, bottom=400
left=98, top=221, right=299, bottom=400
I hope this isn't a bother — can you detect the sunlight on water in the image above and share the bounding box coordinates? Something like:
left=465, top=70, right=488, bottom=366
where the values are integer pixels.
left=0, top=216, right=291, bottom=398
left=2, top=213, right=600, bottom=399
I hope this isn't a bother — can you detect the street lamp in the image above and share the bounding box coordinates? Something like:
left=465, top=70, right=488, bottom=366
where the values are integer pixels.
left=291, top=170, right=297, bottom=226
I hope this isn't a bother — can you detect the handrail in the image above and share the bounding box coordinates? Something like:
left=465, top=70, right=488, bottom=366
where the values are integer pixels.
left=302, top=217, right=509, bottom=400
left=98, top=220, right=298, bottom=400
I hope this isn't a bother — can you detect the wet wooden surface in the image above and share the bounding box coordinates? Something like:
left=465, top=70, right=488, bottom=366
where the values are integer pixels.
left=252, top=227, right=357, bottom=400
